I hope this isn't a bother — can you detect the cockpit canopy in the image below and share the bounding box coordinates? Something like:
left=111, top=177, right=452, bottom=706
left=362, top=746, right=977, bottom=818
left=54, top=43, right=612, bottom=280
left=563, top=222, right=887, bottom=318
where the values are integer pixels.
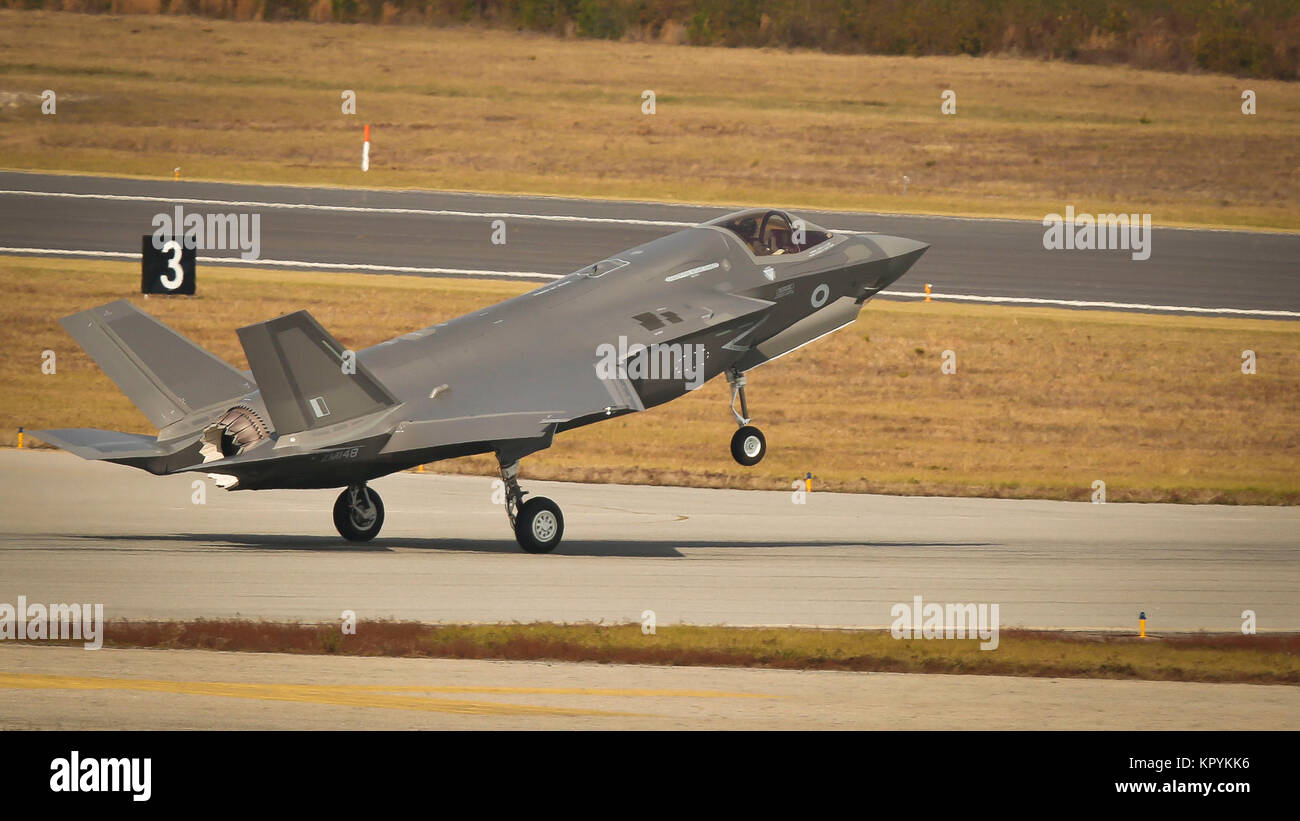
left=707, top=209, right=831, bottom=257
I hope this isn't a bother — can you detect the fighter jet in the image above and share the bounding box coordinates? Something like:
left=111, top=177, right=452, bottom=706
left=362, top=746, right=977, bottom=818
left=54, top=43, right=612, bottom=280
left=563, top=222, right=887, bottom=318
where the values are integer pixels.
left=35, top=209, right=927, bottom=552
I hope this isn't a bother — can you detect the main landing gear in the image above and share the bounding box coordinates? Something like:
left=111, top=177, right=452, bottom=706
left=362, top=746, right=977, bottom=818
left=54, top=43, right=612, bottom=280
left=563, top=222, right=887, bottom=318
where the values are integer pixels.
left=499, top=460, right=564, bottom=554
left=334, top=483, right=384, bottom=542
left=330, top=463, right=564, bottom=552
left=726, top=369, right=766, bottom=467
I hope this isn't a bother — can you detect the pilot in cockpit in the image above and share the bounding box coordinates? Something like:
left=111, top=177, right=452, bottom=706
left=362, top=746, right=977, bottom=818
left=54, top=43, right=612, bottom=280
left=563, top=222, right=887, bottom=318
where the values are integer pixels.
left=733, top=216, right=765, bottom=254
left=717, top=210, right=829, bottom=257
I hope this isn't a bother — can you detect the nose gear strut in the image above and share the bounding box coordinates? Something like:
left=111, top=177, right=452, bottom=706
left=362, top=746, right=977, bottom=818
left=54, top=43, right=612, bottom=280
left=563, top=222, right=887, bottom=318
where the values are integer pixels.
left=726, top=369, right=767, bottom=466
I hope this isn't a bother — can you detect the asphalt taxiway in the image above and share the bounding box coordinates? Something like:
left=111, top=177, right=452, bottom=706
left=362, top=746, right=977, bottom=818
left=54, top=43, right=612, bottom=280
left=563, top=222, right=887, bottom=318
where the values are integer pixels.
left=1, top=171, right=1296, bottom=316
left=2, top=449, right=1296, bottom=632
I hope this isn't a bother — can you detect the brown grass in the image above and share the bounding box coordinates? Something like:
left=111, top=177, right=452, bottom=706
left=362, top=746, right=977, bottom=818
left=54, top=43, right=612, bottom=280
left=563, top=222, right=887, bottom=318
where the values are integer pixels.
left=0, top=10, right=1298, bottom=229
left=39, top=619, right=1300, bottom=685
left=5, top=256, right=1299, bottom=504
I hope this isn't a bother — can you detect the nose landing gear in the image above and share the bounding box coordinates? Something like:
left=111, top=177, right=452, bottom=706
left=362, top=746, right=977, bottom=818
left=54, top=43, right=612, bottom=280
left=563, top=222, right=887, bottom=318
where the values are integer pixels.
left=727, top=369, right=766, bottom=466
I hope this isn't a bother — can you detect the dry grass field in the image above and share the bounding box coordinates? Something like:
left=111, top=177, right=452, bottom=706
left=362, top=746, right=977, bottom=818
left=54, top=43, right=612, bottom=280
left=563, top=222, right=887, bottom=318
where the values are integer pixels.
left=0, top=10, right=1297, bottom=229
left=61, top=619, right=1300, bottom=685
left=4, top=256, right=1297, bottom=504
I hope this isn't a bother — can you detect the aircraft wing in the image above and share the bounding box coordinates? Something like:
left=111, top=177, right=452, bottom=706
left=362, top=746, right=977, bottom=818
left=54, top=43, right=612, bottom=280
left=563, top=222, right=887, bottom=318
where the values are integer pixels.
left=350, top=290, right=776, bottom=458
left=185, top=288, right=779, bottom=471
left=379, top=411, right=565, bottom=455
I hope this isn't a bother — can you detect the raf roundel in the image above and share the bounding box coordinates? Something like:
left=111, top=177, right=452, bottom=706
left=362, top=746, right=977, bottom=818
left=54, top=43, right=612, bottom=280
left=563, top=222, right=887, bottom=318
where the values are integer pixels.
left=811, top=283, right=830, bottom=308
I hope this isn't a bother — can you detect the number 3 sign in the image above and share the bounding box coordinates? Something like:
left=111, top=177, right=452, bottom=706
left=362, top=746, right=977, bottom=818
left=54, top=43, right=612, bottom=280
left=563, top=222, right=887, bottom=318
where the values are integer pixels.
left=141, top=235, right=196, bottom=295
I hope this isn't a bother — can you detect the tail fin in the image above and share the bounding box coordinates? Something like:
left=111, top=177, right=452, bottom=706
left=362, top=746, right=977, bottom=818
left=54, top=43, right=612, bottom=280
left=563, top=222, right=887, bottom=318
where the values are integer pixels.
left=60, top=300, right=254, bottom=429
left=236, top=309, right=398, bottom=437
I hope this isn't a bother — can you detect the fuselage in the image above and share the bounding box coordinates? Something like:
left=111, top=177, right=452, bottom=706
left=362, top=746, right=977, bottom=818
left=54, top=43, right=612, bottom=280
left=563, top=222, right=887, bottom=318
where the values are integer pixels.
left=166, top=209, right=927, bottom=489
left=360, top=210, right=927, bottom=420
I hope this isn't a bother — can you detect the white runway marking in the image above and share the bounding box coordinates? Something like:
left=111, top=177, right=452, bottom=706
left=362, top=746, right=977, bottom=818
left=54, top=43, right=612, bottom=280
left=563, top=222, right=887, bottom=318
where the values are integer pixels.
left=0, top=188, right=699, bottom=229
left=0, top=247, right=561, bottom=280
left=4, top=246, right=1295, bottom=317
left=877, top=290, right=1300, bottom=318
left=5, top=186, right=1294, bottom=235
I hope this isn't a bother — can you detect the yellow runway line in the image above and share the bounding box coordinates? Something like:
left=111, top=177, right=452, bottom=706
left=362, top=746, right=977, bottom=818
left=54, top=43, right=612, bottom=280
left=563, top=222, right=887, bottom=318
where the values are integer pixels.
left=0, top=672, right=649, bottom=718
left=338, top=684, right=775, bottom=699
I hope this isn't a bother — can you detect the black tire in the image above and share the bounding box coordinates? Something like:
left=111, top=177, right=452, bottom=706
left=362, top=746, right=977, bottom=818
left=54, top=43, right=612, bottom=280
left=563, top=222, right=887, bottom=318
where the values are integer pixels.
left=730, top=425, right=766, bottom=466
left=515, top=496, right=563, bottom=554
left=333, top=487, right=384, bottom=542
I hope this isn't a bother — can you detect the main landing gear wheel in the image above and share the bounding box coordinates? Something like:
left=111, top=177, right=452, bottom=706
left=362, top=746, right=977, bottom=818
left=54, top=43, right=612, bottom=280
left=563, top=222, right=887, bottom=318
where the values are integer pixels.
left=333, top=484, right=384, bottom=542
left=731, top=425, right=766, bottom=466
left=515, top=496, right=564, bottom=554
left=498, top=459, right=564, bottom=553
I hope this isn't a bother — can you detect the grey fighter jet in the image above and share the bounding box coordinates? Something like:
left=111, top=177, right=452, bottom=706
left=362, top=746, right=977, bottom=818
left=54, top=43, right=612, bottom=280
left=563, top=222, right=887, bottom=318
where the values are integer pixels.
left=35, top=209, right=927, bottom=552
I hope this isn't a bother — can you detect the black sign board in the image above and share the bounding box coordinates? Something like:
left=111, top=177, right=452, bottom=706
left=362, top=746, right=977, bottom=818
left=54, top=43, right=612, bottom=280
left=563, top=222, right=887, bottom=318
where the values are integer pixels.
left=141, top=235, right=196, bottom=295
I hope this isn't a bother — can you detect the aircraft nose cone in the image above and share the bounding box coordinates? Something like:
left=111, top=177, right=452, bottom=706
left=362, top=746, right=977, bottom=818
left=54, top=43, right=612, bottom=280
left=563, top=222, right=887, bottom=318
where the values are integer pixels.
left=872, top=235, right=930, bottom=259
left=859, top=234, right=929, bottom=290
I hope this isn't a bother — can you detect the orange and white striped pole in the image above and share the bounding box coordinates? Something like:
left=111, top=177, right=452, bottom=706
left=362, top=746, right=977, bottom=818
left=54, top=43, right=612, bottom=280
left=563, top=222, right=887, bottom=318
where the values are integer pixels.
left=362, top=124, right=370, bottom=172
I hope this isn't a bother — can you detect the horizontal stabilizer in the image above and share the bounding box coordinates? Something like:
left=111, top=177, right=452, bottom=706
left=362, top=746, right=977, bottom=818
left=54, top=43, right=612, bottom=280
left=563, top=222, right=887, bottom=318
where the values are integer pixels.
left=237, top=310, right=399, bottom=437
left=30, top=428, right=174, bottom=461
left=60, top=301, right=254, bottom=429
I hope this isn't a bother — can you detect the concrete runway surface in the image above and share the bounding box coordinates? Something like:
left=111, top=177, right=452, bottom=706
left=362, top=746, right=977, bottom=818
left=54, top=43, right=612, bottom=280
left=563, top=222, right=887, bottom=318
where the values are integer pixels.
left=2, top=171, right=1297, bottom=316
left=2, top=645, right=1295, bottom=730
left=2, top=449, right=1297, bottom=631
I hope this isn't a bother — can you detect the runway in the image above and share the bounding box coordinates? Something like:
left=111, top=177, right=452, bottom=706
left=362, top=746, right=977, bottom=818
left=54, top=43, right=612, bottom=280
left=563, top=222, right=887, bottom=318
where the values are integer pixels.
left=1, top=171, right=1297, bottom=316
left=3, top=645, right=1295, bottom=730
left=2, top=450, right=1297, bottom=631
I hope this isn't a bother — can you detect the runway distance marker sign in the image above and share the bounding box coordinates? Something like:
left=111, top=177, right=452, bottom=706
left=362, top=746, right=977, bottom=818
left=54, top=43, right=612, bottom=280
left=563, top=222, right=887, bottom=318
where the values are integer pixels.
left=141, top=234, right=196, bottom=295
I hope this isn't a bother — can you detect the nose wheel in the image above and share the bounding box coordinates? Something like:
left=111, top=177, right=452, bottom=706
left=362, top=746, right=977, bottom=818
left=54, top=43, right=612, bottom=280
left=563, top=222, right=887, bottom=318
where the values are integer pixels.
left=731, top=426, right=766, bottom=466
left=726, top=369, right=766, bottom=466
left=334, top=483, right=384, bottom=542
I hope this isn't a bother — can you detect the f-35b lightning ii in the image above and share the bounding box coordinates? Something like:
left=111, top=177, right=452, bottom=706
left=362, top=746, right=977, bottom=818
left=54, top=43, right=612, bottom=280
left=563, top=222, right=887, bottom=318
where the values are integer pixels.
left=35, top=209, right=927, bottom=553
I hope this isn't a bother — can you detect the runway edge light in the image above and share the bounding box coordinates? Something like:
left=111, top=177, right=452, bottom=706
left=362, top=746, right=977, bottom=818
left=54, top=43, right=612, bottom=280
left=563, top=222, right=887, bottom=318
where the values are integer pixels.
left=17, top=427, right=22, bottom=449
left=924, top=283, right=932, bottom=303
